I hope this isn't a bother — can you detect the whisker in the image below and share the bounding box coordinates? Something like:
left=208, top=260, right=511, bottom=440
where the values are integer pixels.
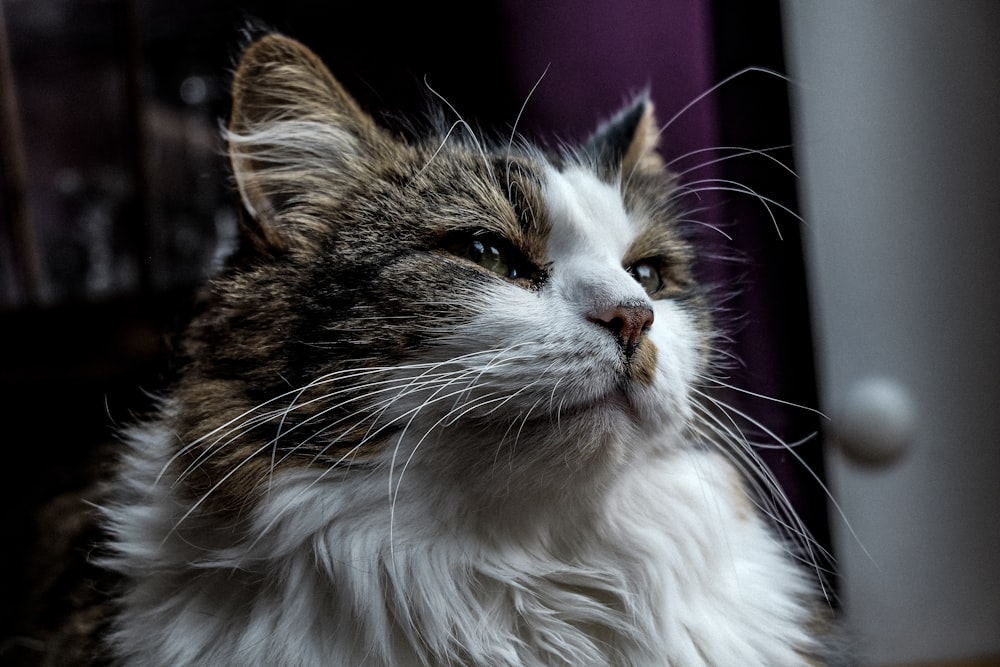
left=674, top=178, right=804, bottom=240
left=173, top=349, right=528, bottom=483
left=168, top=348, right=542, bottom=533
left=666, top=144, right=797, bottom=180
left=505, top=63, right=550, bottom=186
left=623, top=67, right=794, bottom=190
left=172, top=371, right=426, bottom=485
left=423, top=76, right=491, bottom=172
left=414, top=119, right=467, bottom=179
left=691, top=385, right=873, bottom=576
left=701, top=375, right=829, bottom=421
left=657, top=67, right=792, bottom=140
left=688, top=393, right=837, bottom=600
left=672, top=215, right=734, bottom=241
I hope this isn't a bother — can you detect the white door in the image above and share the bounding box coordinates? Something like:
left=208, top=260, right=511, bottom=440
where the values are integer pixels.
left=782, top=1, right=1000, bottom=665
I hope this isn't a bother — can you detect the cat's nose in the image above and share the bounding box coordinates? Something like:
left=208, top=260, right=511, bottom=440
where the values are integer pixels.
left=588, top=301, right=654, bottom=354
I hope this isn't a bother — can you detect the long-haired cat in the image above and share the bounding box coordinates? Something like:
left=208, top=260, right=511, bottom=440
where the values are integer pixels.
left=66, top=33, right=838, bottom=665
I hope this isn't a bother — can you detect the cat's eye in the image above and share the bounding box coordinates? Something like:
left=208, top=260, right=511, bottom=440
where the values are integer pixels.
left=446, top=233, right=537, bottom=283
left=470, top=239, right=511, bottom=277
left=628, top=261, right=664, bottom=295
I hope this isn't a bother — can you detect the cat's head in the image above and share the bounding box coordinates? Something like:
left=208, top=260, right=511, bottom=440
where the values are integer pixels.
left=176, top=34, right=712, bottom=511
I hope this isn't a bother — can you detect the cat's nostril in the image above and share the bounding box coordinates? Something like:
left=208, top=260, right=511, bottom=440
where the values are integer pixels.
left=588, top=302, right=654, bottom=353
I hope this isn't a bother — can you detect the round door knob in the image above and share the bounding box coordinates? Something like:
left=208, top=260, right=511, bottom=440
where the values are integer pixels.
left=833, top=376, right=916, bottom=467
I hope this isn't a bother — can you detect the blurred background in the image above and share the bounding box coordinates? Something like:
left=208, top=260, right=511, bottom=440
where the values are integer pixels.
left=0, top=1, right=996, bottom=665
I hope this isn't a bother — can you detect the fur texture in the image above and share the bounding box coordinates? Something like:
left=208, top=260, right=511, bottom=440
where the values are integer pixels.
left=97, top=34, right=835, bottom=665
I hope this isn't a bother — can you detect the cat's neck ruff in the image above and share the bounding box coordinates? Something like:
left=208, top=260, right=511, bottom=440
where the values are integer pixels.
left=106, top=420, right=817, bottom=666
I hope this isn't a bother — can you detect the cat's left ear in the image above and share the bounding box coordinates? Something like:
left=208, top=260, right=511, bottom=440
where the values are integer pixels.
left=584, top=94, right=665, bottom=177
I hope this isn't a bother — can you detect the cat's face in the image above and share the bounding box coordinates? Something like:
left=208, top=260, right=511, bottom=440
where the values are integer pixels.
left=175, top=35, right=711, bottom=509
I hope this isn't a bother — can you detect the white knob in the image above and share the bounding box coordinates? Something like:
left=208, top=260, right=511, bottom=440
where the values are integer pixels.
left=833, top=376, right=916, bottom=466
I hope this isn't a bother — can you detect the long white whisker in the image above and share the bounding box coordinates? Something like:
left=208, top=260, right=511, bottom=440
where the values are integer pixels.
left=666, top=144, right=798, bottom=180
left=168, top=348, right=540, bottom=534
left=423, top=76, right=491, bottom=172
left=160, top=365, right=413, bottom=482
left=506, top=63, right=550, bottom=185
left=415, top=119, right=466, bottom=179
left=689, top=393, right=837, bottom=599
left=673, top=215, right=734, bottom=241
left=702, top=375, right=829, bottom=421
left=173, top=371, right=441, bottom=486
left=282, top=350, right=527, bottom=466
left=657, top=67, right=791, bottom=139
left=692, top=386, right=873, bottom=570
left=676, top=179, right=803, bottom=239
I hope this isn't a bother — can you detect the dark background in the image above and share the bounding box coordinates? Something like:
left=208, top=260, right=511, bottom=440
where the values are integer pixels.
left=0, top=0, right=829, bottom=652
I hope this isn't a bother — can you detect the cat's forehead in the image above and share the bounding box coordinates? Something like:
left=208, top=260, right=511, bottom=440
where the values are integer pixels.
left=542, top=165, right=637, bottom=260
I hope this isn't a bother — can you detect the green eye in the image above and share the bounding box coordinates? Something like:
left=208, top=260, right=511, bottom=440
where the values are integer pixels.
left=470, top=238, right=512, bottom=277
left=628, top=261, right=664, bottom=295
left=447, top=233, right=535, bottom=282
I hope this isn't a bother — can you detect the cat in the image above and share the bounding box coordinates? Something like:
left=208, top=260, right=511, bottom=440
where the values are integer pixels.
left=62, top=33, right=838, bottom=666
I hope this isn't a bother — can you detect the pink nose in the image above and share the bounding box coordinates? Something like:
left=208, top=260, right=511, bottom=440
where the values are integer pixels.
left=588, top=302, right=654, bottom=354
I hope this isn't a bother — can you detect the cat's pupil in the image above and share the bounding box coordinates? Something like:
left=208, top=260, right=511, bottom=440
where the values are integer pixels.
left=630, top=262, right=663, bottom=295
left=471, top=239, right=511, bottom=277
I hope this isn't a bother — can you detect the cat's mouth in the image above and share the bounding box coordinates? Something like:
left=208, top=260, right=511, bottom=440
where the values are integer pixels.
left=622, top=339, right=659, bottom=387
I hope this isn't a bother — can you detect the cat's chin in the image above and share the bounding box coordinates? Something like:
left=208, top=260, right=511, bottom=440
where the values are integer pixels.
left=570, top=386, right=638, bottom=421
left=550, top=383, right=670, bottom=446
left=568, top=379, right=686, bottom=448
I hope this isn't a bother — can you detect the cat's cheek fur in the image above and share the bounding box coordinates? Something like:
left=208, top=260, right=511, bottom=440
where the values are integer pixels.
left=636, top=298, right=704, bottom=431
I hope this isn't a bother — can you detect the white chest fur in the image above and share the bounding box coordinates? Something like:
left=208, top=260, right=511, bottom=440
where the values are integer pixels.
left=105, top=424, right=819, bottom=666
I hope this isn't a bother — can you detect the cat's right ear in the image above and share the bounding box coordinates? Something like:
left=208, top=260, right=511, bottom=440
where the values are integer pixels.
left=583, top=94, right=665, bottom=180
left=226, top=34, right=388, bottom=247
